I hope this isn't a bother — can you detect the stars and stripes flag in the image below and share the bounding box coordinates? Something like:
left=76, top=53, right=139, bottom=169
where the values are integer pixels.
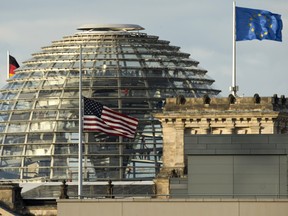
left=83, top=97, right=138, bottom=138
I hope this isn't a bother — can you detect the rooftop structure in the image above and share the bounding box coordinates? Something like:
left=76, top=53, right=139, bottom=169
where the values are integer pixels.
left=154, top=94, right=288, bottom=196
left=0, top=24, right=220, bottom=181
left=77, top=24, right=145, bottom=31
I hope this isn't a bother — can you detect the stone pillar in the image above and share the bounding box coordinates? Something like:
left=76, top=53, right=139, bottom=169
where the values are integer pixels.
left=153, top=178, right=169, bottom=198
left=0, top=182, right=24, bottom=213
left=155, top=118, right=185, bottom=197
left=161, top=118, right=185, bottom=176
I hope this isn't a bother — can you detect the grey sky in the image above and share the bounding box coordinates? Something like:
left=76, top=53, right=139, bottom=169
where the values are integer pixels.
left=1, top=0, right=287, bottom=97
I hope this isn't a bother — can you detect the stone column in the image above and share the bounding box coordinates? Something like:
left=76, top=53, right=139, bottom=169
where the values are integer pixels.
left=0, top=182, right=24, bottom=213
left=155, top=118, right=185, bottom=197
left=161, top=118, right=185, bottom=176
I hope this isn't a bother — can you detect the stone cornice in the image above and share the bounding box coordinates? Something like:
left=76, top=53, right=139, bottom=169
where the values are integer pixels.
left=155, top=95, right=288, bottom=121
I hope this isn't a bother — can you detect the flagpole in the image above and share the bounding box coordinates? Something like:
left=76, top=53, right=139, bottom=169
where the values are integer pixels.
left=78, top=44, right=83, bottom=199
left=230, top=1, right=238, bottom=96
left=7, top=50, right=10, bottom=80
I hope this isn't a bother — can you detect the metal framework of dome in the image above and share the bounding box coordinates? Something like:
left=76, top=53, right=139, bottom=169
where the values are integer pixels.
left=0, top=24, right=220, bottom=181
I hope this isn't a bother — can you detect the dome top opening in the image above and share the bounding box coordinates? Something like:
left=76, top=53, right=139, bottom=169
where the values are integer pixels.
left=77, top=24, right=144, bottom=32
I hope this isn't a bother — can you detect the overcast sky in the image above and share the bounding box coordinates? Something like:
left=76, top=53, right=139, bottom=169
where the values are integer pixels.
left=0, top=0, right=287, bottom=97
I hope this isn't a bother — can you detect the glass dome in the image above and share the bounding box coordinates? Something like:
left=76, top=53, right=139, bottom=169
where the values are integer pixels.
left=0, top=24, right=220, bottom=181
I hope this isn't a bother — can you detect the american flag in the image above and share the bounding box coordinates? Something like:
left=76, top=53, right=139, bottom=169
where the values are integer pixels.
left=83, top=97, right=139, bottom=138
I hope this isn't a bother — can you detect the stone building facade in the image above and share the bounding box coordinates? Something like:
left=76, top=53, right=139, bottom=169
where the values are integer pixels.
left=154, top=94, right=288, bottom=196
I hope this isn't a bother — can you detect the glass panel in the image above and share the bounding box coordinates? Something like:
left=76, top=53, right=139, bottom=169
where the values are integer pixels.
left=130, top=89, right=148, bottom=97
left=125, top=61, right=141, bottom=67
left=0, top=123, right=6, bottom=132
left=60, top=99, right=78, bottom=108
left=95, top=60, right=105, bottom=67
left=94, top=167, right=119, bottom=179
left=23, top=159, right=51, bottom=178
left=43, top=79, right=65, bottom=87
left=68, top=70, right=79, bottom=77
left=58, top=71, right=68, bottom=76
left=23, top=81, right=41, bottom=88
left=0, top=92, right=17, bottom=100
left=66, top=78, right=79, bottom=87
left=35, top=99, right=59, bottom=109
left=30, top=71, right=45, bottom=77
left=32, top=110, right=57, bottom=120
left=61, top=120, right=78, bottom=131
left=83, top=61, right=94, bottom=68
left=0, top=156, right=22, bottom=168
left=25, top=133, right=54, bottom=144
left=63, top=90, right=79, bottom=98
left=17, top=91, right=37, bottom=99
left=93, top=79, right=117, bottom=86
left=39, top=63, right=54, bottom=69
left=39, top=90, right=62, bottom=97
left=25, top=145, right=52, bottom=156
left=3, top=145, right=23, bottom=156
left=42, top=133, right=54, bottom=142
left=54, top=143, right=78, bottom=154
left=52, top=167, right=68, bottom=179
left=0, top=167, right=21, bottom=179
left=13, top=72, right=31, bottom=79
left=10, top=112, right=30, bottom=121
left=29, top=121, right=56, bottom=132
left=14, top=101, right=33, bottom=110
left=7, top=123, right=27, bottom=132
left=0, top=114, right=9, bottom=121
left=58, top=110, right=77, bottom=119
left=53, top=144, right=67, bottom=155
left=64, top=133, right=79, bottom=144
left=120, top=69, right=141, bottom=77
left=6, top=82, right=24, bottom=89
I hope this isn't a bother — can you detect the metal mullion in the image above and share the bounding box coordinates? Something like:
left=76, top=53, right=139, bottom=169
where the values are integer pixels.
left=49, top=72, right=68, bottom=179
left=116, top=57, right=124, bottom=179
left=50, top=133, right=56, bottom=179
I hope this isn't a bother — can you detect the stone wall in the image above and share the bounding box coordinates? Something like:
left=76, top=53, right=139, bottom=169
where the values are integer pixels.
left=0, top=182, right=23, bottom=212
left=57, top=198, right=288, bottom=216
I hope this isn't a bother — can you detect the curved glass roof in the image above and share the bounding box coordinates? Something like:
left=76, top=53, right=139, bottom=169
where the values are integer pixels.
left=0, top=24, right=220, bottom=181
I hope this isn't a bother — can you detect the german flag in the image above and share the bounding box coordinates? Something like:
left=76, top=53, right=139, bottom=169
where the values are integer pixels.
left=9, top=55, right=19, bottom=77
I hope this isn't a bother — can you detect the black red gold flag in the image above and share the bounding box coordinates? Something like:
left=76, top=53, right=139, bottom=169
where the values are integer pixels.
left=9, top=55, right=20, bottom=77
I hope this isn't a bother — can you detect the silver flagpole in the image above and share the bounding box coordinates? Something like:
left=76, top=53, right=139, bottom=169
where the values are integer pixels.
left=78, top=44, right=83, bottom=198
left=7, top=50, right=10, bottom=80
left=230, top=1, right=238, bottom=96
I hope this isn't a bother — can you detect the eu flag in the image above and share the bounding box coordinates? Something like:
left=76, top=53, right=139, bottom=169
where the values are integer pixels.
left=236, top=7, right=283, bottom=42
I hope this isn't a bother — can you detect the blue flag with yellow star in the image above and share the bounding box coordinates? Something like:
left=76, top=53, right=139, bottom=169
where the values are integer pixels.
left=236, top=7, right=283, bottom=42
